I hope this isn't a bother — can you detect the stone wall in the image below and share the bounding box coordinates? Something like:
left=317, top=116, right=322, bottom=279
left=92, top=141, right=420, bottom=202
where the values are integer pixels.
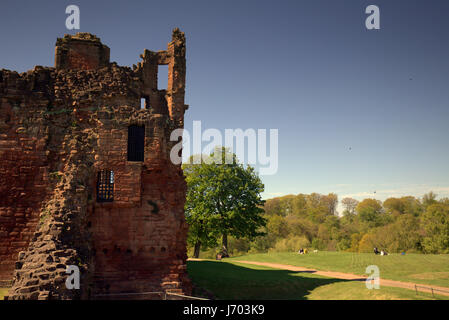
left=55, top=33, right=110, bottom=70
left=0, top=67, right=53, bottom=282
left=0, top=30, right=191, bottom=299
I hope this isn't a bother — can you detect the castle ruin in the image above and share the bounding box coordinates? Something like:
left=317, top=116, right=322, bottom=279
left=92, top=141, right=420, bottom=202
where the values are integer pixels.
left=0, top=29, right=191, bottom=299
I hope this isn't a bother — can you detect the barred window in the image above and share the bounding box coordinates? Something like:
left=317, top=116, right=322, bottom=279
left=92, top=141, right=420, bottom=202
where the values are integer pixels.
left=97, top=170, right=114, bottom=202
left=127, top=125, right=145, bottom=161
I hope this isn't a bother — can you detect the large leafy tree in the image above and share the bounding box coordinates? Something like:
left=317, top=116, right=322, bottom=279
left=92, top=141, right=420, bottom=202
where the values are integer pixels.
left=383, top=196, right=423, bottom=217
left=355, top=198, right=389, bottom=228
left=422, top=192, right=438, bottom=209
left=183, top=147, right=266, bottom=258
left=421, top=203, right=449, bottom=253
left=341, top=197, right=359, bottom=216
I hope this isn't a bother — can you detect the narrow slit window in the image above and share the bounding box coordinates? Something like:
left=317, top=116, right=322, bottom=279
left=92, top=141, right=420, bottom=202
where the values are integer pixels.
left=97, top=170, right=114, bottom=202
left=127, top=125, right=145, bottom=161
left=140, top=96, right=151, bottom=110
left=157, top=65, right=168, bottom=90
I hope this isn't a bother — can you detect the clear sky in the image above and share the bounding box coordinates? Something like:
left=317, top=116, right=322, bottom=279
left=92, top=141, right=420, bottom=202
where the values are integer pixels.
left=1, top=0, right=448, bottom=211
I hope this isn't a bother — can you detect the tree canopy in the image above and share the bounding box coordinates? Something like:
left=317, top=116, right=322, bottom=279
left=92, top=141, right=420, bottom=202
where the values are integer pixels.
left=183, top=147, right=266, bottom=258
left=186, top=189, right=449, bottom=257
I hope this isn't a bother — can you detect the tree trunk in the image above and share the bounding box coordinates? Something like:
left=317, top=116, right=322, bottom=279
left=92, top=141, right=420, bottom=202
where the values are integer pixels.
left=193, top=241, right=201, bottom=258
left=221, top=233, right=229, bottom=258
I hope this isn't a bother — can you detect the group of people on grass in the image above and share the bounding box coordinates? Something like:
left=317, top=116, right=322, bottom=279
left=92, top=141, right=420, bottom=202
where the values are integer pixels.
left=373, top=247, right=388, bottom=256
left=297, top=247, right=389, bottom=255
left=297, top=248, right=320, bottom=254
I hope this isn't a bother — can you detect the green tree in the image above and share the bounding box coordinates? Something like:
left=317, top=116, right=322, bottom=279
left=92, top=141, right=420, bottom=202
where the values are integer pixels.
left=263, top=198, right=282, bottom=216
left=358, top=233, right=377, bottom=253
left=383, top=196, right=423, bottom=217
left=184, top=159, right=221, bottom=258
left=386, top=214, right=422, bottom=252
left=422, top=191, right=438, bottom=210
left=341, top=197, right=359, bottom=216
left=421, top=203, right=449, bottom=253
left=336, top=236, right=351, bottom=251
left=322, top=193, right=339, bottom=216
left=383, top=197, right=405, bottom=216
left=348, top=232, right=364, bottom=252
left=355, top=198, right=386, bottom=228
left=305, top=193, right=330, bottom=223
left=291, top=194, right=307, bottom=216
left=279, top=195, right=296, bottom=216
left=284, top=215, right=316, bottom=241
left=183, top=147, right=266, bottom=258
left=266, top=215, right=289, bottom=239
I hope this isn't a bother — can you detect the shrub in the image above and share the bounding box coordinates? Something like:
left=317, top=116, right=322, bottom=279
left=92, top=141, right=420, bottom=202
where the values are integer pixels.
left=336, top=238, right=351, bottom=251
left=228, top=237, right=251, bottom=256
left=326, top=239, right=338, bottom=251
left=248, top=235, right=276, bottom=254
left=269, top=235, right=310, bottom=253
left=311, top=238, right=326, bottom=250
left=358, top=233, right=376, bottom=253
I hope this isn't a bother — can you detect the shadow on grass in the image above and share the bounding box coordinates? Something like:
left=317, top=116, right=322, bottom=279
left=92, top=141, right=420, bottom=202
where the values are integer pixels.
left=188, top=260, right=361, bottom=300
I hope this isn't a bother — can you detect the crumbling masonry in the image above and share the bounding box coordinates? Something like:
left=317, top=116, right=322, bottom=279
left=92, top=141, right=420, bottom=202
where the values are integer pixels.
left=0, top=30, right=191, bottom=299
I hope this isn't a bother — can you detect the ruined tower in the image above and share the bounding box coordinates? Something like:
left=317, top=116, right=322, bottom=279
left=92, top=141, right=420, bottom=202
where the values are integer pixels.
left=0, top=30, right=191, bottom=299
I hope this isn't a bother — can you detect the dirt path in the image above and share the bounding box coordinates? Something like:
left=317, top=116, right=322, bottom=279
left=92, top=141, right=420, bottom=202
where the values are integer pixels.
left=233, top=260, right=449, bottom=297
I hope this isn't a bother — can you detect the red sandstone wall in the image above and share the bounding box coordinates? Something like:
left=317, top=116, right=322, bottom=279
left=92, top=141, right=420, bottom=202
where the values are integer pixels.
left=66, top=43, right=102, bottom=70
left=90, top=168, right=188, bottom=295
left=89, top=106, right=189, bottom=296
left=3, top=30, right=191, bottom=299
left=0, top=73, right=51, bottom=281
left=55, top=33, right=110, bottom=70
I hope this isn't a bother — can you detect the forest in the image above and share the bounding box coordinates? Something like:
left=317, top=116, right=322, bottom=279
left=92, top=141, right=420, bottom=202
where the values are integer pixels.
left=190, top=191, right=449, bottom=258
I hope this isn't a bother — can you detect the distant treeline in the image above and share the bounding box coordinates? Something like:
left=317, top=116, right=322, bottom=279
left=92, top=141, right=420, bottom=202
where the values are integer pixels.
left=190, top=191, right=449, bottom=257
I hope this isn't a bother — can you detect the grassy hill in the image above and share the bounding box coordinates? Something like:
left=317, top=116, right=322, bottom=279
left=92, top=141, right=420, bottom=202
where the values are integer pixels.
left=187, top=259, right=448, bottom=300
left=3, top=251, right=448, bottom=300
left=227, top=251, right=449, bottom=288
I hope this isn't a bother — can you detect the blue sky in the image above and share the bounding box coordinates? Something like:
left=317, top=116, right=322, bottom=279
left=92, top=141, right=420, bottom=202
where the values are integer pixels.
left=1, top=0, right=448, bottom=211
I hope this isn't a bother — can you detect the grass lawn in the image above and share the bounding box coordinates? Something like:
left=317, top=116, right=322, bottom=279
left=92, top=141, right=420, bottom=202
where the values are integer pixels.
left=187, top=260, right=448, bottom=300
left=0, top=288, right=8, bottom=300
left=305, top=280, right=447, bottom=300
left=227, top=251, right=449, bottom=288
